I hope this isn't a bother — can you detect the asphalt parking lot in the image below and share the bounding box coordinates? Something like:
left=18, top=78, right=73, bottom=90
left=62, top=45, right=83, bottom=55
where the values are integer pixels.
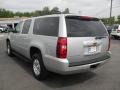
left=0, top=33, right=120, bottom=90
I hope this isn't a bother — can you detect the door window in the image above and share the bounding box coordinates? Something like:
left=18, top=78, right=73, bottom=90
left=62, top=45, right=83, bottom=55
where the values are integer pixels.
left=15, top=22, right=23, bottom=33
left=22, top=19, right=31, bottom=34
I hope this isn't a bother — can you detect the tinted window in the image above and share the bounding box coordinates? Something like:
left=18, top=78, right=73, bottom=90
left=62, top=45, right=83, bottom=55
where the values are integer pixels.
left=33, top=17, right=59, bottom=36
left=65, top=16, right=108, bottom=37
left=22, top=19, right=31, bottom=34
left=14, top=23, right=18, bottom=27
left=114, top=25, right=119, bottom=29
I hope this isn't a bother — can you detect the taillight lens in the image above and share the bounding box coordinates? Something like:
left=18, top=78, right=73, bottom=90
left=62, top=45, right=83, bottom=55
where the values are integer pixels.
left=117, top=30, right=120, bottom=33
left=56, top=37, right=67, bottom=59
left=107, top=37, right=111, bottom=51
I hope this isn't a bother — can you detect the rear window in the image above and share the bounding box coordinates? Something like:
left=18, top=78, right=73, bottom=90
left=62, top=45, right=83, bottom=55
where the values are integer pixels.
left=65, top=16, right=108, bottom=37
left=33, top=17, right=59, bottom=36
left=114, top=25, right=119, bottom=29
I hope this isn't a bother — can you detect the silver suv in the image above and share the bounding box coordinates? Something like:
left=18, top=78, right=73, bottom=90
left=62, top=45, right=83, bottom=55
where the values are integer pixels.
left=6, top=14, right=111, bottom=80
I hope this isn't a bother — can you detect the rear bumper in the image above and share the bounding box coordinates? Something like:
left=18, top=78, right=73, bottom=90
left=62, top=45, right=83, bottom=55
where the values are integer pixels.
left=111, top=33, right=120, bottom=37
left=44, top=51, right=111, bottom=75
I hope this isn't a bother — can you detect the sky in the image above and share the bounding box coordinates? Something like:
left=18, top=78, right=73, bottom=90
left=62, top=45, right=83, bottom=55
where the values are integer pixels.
left=0, top=0, right=120, bottom=18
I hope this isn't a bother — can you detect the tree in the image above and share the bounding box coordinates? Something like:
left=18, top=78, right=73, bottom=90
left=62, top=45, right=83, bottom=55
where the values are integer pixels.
left=23, top=12, right=31, bottom=17
left=0, top=8, right=14, bottom=18
left=63, top=8, right=69, bottom=14
left=33, top=10, right=42, bottom=16
left=14, top=12, right=23, bottom=17
left=51, top=7, right=61, bottom=14
left=42, top=7, right=50, bottom=15
left=101, top=16, right=116, bottom=25
left=0, top=7, right=71, bottom=18
left=117, top=15, right=120, bottom=24
left=109, top=16, right=115, bottom=25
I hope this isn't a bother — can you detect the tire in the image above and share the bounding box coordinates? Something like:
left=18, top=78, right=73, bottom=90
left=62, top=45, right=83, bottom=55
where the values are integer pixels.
left=114, top=36, right=119, bottom=40
left=7, top=41, right=14, bottom=56
left=32, top=53, right=48, bottom=80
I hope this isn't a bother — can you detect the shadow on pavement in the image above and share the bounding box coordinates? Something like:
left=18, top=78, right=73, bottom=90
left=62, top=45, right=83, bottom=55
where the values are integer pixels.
left=10, top=54, right=33, bottom=76
left=9, top=53, right=96, bottom=88
left=43, top=71, right=96, bottom=88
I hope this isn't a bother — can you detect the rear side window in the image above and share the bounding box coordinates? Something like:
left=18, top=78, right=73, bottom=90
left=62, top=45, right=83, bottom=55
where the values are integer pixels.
left=65, top=16, right=108, bottom=37
left=33, top=17, right=59, bottom=36
left=22, top=19, right=31, bottom=34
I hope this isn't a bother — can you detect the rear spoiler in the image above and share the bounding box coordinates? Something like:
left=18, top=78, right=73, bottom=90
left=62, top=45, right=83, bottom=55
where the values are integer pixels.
left=65, top=16, right=99, bottom=21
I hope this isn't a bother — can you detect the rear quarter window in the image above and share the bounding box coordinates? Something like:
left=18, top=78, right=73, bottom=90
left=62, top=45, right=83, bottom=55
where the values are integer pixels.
left=33, top=17, right=59, bottom=36
left=65, top=16, right=108, bottom=37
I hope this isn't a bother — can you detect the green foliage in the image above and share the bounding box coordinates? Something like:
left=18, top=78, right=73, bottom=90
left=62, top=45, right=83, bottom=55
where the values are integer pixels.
left=0, top=7, right=70, bottom=18
left=101, top=16, right=120, bottom=25
left=0, top=8, right=14, bottom=18
left=14, top=12, right=23, bottom=17
left=117, top=15, right=120, bottom=24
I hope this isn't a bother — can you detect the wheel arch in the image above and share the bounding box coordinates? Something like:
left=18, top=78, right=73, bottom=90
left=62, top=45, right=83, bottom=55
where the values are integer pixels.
left=6, top=39, right=11, bottom=46
left=6, top=38, right=10, bottom=43
left=30, top=46, right=44, bottom=60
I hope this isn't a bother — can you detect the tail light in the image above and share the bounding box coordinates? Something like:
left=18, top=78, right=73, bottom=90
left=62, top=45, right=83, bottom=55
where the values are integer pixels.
left=56, top=37, right=67, bottom=59
left=107, top=37, right=111, bottom=51
left=117, top=30, right=120, bottom=33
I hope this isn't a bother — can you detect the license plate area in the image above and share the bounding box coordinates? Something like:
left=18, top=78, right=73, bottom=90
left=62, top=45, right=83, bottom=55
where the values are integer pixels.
left=88, top=46, right=97, bottom=53
left=84, top=40, right=102, bottom=55
left=84, top=45, right=99, bottom=55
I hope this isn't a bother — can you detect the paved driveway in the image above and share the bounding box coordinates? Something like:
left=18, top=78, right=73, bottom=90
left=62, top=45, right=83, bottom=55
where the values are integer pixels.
left=0, top=34, right=120, bottom=90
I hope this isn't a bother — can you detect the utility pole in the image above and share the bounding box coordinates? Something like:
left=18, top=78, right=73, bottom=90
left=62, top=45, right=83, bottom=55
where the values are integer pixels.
left=110, top=0, right=113, bottom=25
